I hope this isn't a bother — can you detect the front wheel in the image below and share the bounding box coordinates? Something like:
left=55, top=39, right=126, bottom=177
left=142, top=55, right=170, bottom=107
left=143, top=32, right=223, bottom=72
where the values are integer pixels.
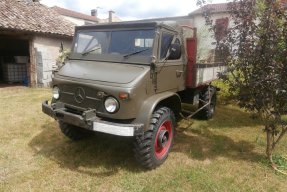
left=133, top=107, right=175, bottom=169
left=59, top=121, right=91, bottom=141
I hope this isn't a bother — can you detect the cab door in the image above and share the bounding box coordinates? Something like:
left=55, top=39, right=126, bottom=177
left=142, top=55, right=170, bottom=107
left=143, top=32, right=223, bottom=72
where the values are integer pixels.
left=155, top=29, right=185, bottom=93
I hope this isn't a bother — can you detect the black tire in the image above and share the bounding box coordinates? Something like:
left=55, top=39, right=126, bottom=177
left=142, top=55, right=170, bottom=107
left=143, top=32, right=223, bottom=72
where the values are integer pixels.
left=133, top=107, right=175, bottom=169
left=197, top=86, right=217, bottom=120
left=59, top=121, right=91, bottom=141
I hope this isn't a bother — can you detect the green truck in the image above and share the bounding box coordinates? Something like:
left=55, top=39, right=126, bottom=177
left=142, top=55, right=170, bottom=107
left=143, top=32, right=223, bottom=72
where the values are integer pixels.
left=42, top=21, right=226, bottom=169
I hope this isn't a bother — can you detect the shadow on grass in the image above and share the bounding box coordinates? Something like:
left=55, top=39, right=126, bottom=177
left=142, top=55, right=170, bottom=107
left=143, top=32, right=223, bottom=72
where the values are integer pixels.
left=29, top=123, right=143, bottom=177
left=29, top=105, right=264, bottom=175
left=197, top=105, right=262, bottom=129
left=174, top=105, right=264, bottom=162
left=174, top=127, right=264, bottom=162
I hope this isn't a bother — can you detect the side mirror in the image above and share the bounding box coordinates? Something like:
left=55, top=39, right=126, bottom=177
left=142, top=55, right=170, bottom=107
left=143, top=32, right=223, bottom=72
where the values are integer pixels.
left=168, top=43, right=181, bottom=60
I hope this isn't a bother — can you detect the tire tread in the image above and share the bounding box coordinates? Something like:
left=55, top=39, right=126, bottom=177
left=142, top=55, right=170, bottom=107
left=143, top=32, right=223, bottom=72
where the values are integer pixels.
left=133, top=107, right=175, bottom=169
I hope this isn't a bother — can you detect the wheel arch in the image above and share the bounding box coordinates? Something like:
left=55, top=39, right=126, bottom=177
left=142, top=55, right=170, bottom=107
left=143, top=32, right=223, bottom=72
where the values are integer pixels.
left=134, top=92, right=181, bottom=131
left=157, top=95, right=181, bottom=118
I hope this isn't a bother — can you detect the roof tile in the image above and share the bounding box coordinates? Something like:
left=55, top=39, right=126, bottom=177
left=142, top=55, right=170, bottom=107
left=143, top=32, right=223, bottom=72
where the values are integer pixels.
left=190, top=3, right=229, bottom=16
left=0, top=0, right=75, bottom=37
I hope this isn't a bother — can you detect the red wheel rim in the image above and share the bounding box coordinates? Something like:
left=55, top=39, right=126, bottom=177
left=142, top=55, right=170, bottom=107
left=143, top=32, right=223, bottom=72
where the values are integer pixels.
left=154, top=120, right=173, bottom=159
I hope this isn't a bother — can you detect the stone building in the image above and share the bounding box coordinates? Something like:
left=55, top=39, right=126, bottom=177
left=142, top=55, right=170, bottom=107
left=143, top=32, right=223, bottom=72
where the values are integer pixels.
left=0, top=0, right=74, bottom=87
left=189, top=3, right=230, bottom=63
left=52, top=6, right=99, bottom=26
left=52, top=6, right=121, bottom=25
left=134, top=3, right=230, bottom=63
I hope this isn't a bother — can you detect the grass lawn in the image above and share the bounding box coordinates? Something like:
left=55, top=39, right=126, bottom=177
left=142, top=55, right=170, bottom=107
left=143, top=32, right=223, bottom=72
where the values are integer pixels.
left=0, top=87, right=286, bottom=191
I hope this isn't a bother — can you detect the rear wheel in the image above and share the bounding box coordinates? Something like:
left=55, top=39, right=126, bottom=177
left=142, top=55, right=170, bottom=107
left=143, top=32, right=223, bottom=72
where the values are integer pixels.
left=197, top=86, right=217, bottom=120
left=59, top=121, right=91, bottom=141
left=133, top=107, right=175, bottom=169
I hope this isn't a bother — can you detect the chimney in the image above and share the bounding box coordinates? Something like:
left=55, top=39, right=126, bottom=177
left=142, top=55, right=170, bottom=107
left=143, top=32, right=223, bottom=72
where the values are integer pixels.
left=91, top=9, right=97, bottom=17
left=109, top=10, right=115, bottom=23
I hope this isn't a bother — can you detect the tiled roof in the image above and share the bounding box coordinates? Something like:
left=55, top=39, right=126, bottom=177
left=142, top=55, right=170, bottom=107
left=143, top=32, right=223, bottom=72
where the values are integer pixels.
left=189, top=3, right=229, bottom=16
left=52, top=6, right=98, bottom=23
left=0, top=0, right=74, bottom=37
left=190, top=2, right=286, bottom=16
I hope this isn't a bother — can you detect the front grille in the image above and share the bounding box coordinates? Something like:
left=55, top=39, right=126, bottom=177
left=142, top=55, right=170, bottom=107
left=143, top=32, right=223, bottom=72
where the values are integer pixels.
left=58, top=84, right=103, bottom=110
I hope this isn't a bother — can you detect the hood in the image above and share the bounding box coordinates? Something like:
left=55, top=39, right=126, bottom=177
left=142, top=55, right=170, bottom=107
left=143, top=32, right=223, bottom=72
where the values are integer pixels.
left=58, top=60, right=147, bottom=84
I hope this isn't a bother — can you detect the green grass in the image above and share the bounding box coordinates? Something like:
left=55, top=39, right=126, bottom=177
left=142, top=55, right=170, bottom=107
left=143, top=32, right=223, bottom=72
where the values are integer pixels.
left=0, top=87, right=286, bottom=191
left=273, top=155, right=287, bottom=171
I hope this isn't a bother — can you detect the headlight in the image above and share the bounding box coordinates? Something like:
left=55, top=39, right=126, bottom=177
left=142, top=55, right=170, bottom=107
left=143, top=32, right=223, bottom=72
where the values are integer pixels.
left=104, top=97, right=119, bottom=113
left=52, top=86, right=60, bottom=100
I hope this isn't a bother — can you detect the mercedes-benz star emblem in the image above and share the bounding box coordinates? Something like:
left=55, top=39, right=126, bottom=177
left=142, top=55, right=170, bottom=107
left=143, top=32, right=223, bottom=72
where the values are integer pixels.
left=74, top=87, right=85, bottom=103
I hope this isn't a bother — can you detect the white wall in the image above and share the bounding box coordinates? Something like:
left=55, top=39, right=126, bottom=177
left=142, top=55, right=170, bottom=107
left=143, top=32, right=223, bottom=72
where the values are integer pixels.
left=62, top=16, right=97, bottom=26
left=192, top=12, right=230, bottom=63
left=99, top=14, right=122, bottom=23
left=33, top=36, right=72, bottom=87
left=62, top=16, right=85, bottom=26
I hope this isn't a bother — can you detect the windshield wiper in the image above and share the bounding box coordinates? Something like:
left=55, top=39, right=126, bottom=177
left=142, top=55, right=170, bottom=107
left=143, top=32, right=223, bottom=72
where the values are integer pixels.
left=81, top=46, right=101, bottom=56
left=123, top=48, right=150, bottom=58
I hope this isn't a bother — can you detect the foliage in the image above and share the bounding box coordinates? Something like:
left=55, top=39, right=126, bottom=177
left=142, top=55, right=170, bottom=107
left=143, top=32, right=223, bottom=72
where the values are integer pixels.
left=56, top=48, right=70, bottom=68
left=273, top=154, right=287, bottom=171
left=218, top=0, right=287, bottom=169
left=196, top=0, right=213, bottom=25
left=211, top=79, right=233, bottom=103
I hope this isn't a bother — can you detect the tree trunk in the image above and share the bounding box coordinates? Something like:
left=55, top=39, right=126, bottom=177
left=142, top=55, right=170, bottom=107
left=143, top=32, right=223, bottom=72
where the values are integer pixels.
left=266, top=125, right=274, bottom=163
left=272, top=127, right=287, bottom=150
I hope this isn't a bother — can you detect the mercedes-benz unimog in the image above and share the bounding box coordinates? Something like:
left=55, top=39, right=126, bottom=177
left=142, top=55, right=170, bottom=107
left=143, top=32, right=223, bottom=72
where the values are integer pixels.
left=42, top=21, right=226, bottom=169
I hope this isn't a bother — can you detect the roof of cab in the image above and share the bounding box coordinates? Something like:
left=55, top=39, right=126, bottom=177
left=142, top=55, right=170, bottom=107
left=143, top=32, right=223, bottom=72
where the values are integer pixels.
left=75, top=21, right=180, bottom=32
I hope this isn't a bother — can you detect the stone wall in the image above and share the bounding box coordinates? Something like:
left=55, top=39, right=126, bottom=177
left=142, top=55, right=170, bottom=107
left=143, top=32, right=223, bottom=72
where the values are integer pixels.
left=32, top=35, right=72, bottom=87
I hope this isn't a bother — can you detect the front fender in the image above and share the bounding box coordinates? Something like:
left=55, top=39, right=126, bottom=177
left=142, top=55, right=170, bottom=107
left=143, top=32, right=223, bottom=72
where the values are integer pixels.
left=134, top=92, right=181, bottom=132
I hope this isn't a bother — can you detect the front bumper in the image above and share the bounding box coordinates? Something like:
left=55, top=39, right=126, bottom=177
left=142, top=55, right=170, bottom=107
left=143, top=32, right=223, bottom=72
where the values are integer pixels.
left=42, top=101, right=143, bottom=137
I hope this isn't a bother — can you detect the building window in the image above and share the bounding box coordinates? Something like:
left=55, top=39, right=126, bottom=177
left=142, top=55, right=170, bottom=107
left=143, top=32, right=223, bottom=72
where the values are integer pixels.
left=214, top=17, right=229, bottom=42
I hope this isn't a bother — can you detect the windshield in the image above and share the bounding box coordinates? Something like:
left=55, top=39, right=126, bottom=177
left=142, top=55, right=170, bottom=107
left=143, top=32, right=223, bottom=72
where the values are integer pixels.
left=73, top=29, right=155, bottom=58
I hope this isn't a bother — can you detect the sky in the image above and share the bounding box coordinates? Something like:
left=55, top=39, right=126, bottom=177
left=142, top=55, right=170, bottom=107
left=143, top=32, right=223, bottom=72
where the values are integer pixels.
left=41, top=0, right=228, bottom=21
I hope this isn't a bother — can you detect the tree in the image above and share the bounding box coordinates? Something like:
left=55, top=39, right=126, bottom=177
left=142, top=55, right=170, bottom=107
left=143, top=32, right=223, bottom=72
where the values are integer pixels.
left=219, top=0, right=287, bottom=171
left=196, top=0, right=213, bottom=25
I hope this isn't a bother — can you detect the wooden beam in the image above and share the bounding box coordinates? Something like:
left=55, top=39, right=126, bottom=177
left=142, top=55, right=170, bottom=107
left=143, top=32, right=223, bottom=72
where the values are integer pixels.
left=29, top=38, right=37, bottom=87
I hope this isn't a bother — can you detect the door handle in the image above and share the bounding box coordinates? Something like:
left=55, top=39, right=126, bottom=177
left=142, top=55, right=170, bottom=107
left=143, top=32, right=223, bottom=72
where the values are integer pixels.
left=176, top=70, right=183, bottom=78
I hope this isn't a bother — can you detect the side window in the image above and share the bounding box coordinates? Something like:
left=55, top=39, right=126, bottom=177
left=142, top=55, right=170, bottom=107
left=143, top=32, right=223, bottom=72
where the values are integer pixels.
left=160, top=32, right=174, bottom=60
left=168, top=38, right=181, bottom=60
